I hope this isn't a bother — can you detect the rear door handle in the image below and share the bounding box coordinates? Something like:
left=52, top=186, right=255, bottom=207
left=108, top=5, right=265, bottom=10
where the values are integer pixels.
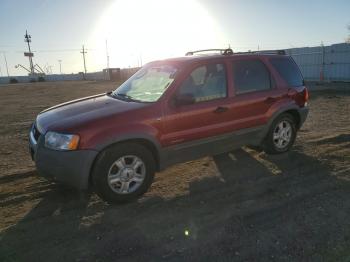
left=213, top=106, right=228, bottom=113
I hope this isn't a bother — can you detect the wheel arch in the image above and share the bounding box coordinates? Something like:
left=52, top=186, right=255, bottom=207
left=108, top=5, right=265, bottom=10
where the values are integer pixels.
left=261, top=105, right=303, bottom=140
left=88, top=137, right=161, bottom=187
left=261, top=106, right=301, bottom=154
left=284, top=109, right=301, bottom=129
left=268, top=105, right=302, bottom=129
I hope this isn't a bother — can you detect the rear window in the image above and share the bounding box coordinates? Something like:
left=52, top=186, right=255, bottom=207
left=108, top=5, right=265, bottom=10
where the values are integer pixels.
left=270, top=57, right=303, bottom=87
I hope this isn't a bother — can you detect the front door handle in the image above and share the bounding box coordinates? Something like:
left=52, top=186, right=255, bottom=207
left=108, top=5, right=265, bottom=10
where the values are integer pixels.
left=265, top=97, right=276, bottom=104
left=213, top=106, right=228, bottom=113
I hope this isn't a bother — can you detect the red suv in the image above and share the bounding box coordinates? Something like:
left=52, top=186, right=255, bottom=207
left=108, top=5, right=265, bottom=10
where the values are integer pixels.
left=29, top=49, right=309, bottom=203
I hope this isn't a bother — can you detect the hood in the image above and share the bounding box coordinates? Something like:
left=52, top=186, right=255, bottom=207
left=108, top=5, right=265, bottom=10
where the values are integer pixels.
left=36, top=93, right=147, bottom=134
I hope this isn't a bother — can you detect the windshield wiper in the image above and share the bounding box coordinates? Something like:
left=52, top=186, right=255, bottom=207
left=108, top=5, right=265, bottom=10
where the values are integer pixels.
left=113, top=92, right=143, bottom=102
left=116, top=93, right=132, bottom=99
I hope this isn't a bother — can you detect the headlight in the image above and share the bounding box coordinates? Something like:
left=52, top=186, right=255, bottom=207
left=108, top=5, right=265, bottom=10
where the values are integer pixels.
left=45, top=131, right=80, bottom=151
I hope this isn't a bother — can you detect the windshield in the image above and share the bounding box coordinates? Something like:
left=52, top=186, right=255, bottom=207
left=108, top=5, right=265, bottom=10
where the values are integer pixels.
left=112, top=64, right=178, bottom=102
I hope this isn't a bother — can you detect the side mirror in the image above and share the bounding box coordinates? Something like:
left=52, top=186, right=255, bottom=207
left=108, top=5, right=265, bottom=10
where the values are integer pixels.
left=174, top=93, right=195, bottom=106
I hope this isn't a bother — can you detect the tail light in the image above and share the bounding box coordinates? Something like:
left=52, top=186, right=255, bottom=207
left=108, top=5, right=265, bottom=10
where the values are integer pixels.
left=303, top=87, right=309, bottom=106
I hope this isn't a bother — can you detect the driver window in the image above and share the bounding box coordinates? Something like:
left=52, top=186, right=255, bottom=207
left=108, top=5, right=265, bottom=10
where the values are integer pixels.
left=178, top=63, right=227, bottom=103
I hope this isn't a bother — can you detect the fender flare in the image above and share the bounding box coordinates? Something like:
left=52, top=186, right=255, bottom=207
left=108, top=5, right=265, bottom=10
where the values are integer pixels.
left=261, top=104, right=303, bottom=140
left=92, top=132, right=163, bottom=171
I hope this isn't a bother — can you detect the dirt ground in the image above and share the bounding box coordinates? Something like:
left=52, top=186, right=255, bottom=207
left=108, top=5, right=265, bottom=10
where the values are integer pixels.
left=0, top=81, right=350, bottom=261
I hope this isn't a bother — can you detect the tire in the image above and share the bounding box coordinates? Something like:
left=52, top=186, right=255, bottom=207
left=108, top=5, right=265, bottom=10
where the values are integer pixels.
left=92, top=143, right=156, bottom=203
left=263, top=113, right=297, bottom=154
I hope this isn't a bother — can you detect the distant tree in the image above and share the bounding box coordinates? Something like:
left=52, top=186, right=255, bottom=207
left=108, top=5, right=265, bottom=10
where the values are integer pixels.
left=9, top=78, right=18, bottom=84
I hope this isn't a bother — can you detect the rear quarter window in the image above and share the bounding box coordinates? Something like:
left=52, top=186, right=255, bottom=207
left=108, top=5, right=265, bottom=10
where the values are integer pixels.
left=269, top=57, right=304, bottom=87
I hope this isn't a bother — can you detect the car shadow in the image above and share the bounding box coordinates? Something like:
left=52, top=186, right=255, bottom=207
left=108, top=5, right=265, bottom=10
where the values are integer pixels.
left=0, top=172, right=56, bottom=207
left=1, top=148, right=350, bottom=261
left=309, top=133, right=350, bottom=145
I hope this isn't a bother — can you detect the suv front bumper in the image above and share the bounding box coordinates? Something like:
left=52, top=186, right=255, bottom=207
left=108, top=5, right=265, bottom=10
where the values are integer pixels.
left=29, top=126, right=98, bottom=190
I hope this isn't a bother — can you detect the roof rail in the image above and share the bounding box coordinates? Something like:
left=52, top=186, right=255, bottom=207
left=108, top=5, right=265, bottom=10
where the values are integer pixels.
left=235, top=49, right=286, bottom=55
left=185, top=48, right=233, bottom=56
left=256, top=49, right=286, bottom=55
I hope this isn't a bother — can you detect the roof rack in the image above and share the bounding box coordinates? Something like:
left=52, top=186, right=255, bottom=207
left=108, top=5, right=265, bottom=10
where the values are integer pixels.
left=185, top=48, right=286, bottom=57
left=235, top=49, right=286, bottom=55
left=185, top=48, right=233, bottom=56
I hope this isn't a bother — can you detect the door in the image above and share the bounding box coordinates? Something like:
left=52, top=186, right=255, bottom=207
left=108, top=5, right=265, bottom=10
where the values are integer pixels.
left=161, top=62, right=231, bottom=148
left=228, top=57, right=286, bottom=130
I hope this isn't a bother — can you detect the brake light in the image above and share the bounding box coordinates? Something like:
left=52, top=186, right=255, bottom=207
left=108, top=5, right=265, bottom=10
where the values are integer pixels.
left=303, top=87, right=309, bottom=106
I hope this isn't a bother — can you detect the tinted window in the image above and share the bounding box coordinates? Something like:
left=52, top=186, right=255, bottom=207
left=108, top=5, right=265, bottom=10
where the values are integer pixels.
left=178, top=63, right=227, bottom=103
left=232, top=59, right=271, bottom=94
left=270, top=57, right=303, bottom=87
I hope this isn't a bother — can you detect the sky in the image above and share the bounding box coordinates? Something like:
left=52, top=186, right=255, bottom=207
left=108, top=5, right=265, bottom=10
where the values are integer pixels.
left=0, top=0, right=349, bottom=76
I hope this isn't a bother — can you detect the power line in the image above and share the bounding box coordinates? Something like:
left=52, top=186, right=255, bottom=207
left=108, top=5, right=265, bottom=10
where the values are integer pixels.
left=35, top=49, right=80, bottom=53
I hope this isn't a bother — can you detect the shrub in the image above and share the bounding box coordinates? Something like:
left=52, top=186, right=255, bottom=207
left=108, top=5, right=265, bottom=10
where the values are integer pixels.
left=9, top=78, right=18, bottom=84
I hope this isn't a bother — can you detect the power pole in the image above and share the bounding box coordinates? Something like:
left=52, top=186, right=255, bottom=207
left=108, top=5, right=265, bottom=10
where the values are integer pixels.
left=58, top=60, right=62, bottom=74
left=321, top=41, right=325, bottom=82
left=80, top=45, right=87, bottom=74
left=3, top=52, right=10, bottom=77
left=24, top=30, right=34, bottom=75
left=105, top=40, right=110, bottom=69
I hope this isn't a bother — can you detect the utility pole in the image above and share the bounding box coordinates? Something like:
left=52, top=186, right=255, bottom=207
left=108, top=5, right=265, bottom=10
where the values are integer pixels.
left=58, top=60, right=62, bottom=74
left=320, top=41, right=325, bottom=82
left=24, top=30, right=34, bottom=75
left=3, top=52, right=10, bottom=77
left=105, top=40, right=110, bottom=69
left=80, top=45, right=87, bottom=74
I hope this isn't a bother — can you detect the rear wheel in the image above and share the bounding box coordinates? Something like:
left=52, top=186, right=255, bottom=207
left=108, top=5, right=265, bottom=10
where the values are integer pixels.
left=92, top=143, right=155, bottom=203
left=263, top=113, right=297, bottom=154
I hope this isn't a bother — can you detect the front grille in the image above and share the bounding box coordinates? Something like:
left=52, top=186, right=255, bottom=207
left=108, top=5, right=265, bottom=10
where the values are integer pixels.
left=32, top=125, right=41, bottom=141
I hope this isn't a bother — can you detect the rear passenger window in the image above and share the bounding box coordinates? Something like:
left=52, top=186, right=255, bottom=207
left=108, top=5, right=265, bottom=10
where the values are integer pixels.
left=270, top=58, right=303, bottom=87
left=232, top=59, right=271, bottom=94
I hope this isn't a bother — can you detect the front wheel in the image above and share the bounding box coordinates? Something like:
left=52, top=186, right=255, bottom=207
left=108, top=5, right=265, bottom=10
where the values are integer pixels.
left=263, top=113, right=297, bottom=154
left=92, top=143, right=155, bottom=203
